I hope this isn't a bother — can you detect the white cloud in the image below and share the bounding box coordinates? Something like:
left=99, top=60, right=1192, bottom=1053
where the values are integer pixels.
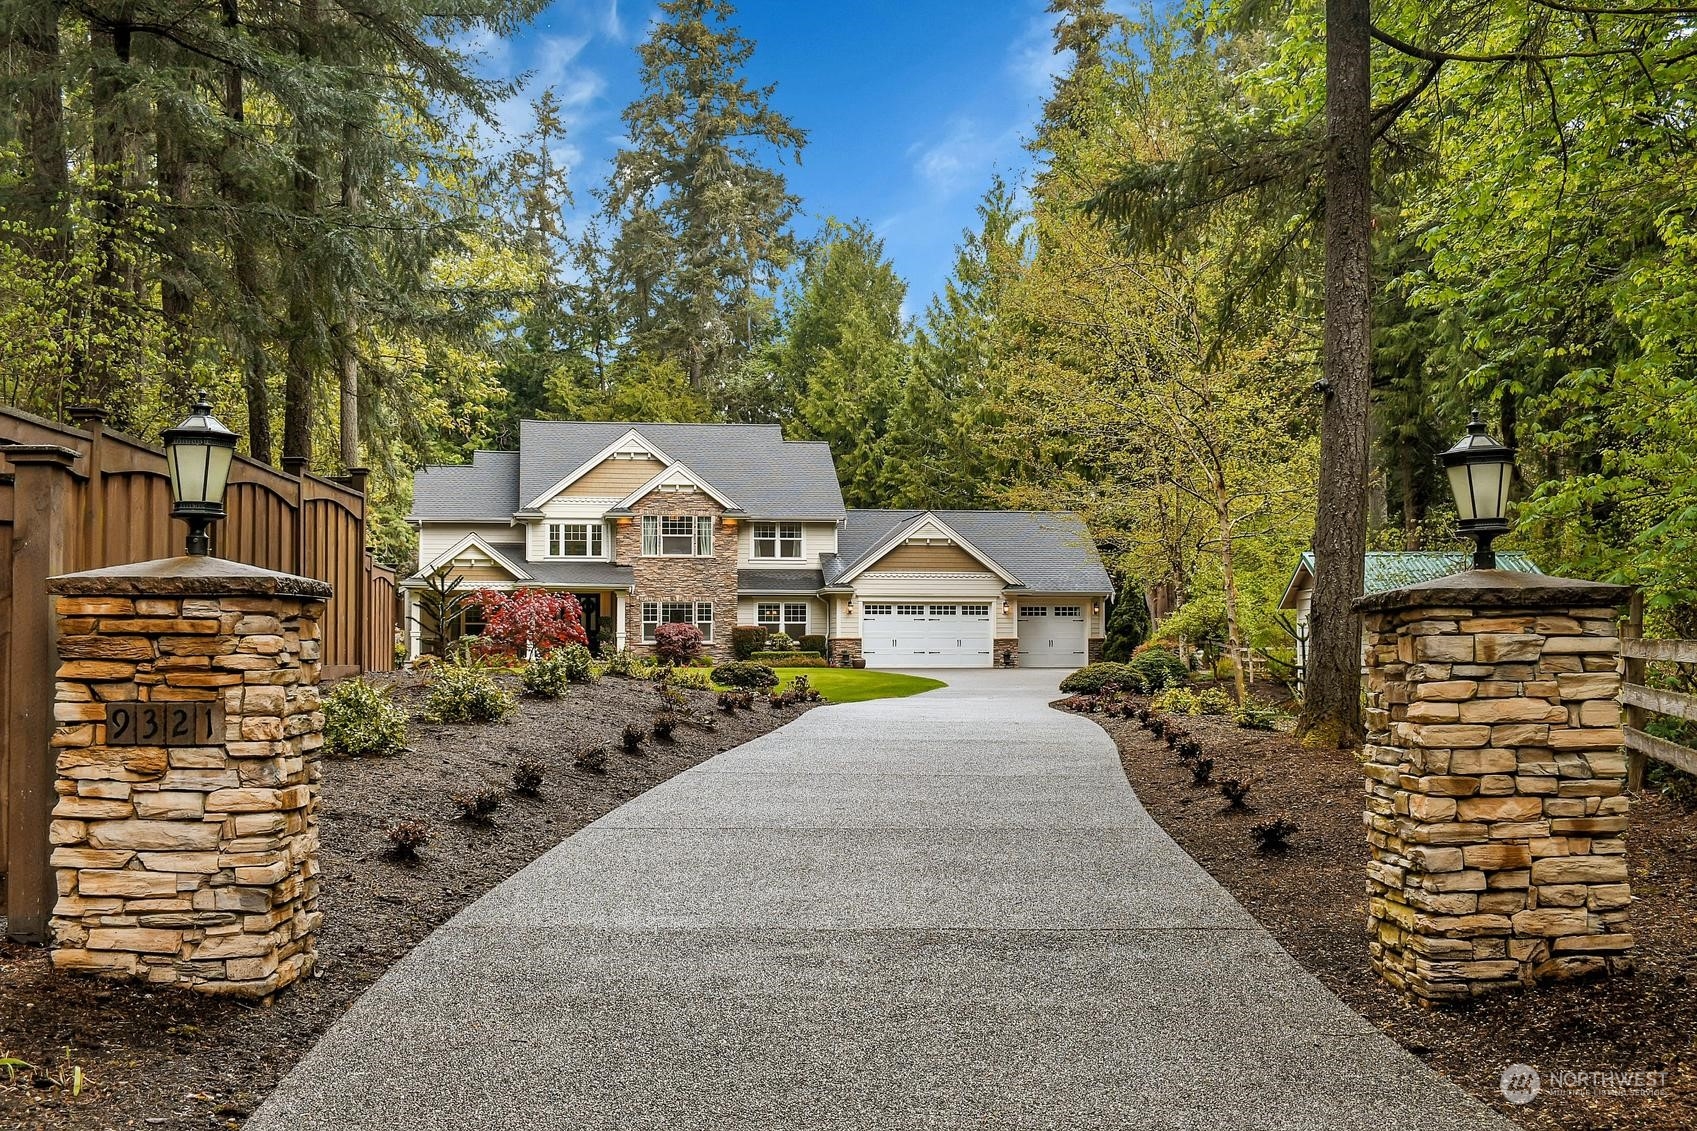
left=907, top=117, right=1023, bottom=201
left=1007, top=7, right=1064, bottom=99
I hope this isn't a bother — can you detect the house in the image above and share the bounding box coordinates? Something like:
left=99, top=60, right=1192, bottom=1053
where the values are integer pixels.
left=1279, top=549, right=1543, bottom=675
left=402, top=421, right=1114, bottom=669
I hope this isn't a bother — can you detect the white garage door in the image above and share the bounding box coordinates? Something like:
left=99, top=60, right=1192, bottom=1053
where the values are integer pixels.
left=1018, top=604, right=1087, bottom=668
left=861, top=602, right=993, bottom=668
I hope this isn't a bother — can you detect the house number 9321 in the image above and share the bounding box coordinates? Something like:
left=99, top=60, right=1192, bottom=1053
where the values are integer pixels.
left=104, top=702, right=221, bottom=747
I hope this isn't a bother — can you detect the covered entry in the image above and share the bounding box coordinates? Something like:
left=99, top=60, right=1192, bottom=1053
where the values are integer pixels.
left=861, top=601, right=993, bottom=668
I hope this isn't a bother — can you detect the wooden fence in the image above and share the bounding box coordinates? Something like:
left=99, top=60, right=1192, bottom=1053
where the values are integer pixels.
left=1622, top=592, right=1697, bottom=789
left=1, top=404, right=396, bottom=940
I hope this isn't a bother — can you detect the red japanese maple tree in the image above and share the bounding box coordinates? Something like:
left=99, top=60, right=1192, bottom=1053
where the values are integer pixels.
left=473, top=588, right=588, bottom=657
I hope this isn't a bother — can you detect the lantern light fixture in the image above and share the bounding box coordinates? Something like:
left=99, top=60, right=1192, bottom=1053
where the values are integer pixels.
left=1439, top=411, right=1516, bottom=570
left=162, top=393, right=239, bottom=557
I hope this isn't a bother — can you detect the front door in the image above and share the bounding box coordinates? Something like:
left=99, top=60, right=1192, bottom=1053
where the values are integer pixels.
left=574, top=593, right=604, bottom=654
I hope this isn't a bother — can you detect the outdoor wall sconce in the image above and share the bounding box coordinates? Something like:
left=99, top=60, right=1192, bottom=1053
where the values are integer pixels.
left=1093, top=601, right=1102, bottom=615
left=1440, top=411, right=1516, bottom=570
left=163, top=393, right=239, bottom=557
left=1001, top=599, right=1011, bottom=615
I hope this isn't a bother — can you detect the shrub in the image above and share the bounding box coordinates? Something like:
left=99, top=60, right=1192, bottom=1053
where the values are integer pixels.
left=766, top=631, right=797, bottom=651
left=1177, top=740, right=1203, bottom=763
left=1129, top=647, right=1189, bottom=691
left=718, top=689, right=753, bottom=712
left=452, top=788, right=502, bottom=824
left=713, top=661, right=779, bottom=690
left=1196, top=688, right=1235, bottom=716
left=521, top=651, right=573, bottom=699
left=799, top=634, right=827, bottom=656
left=602, top=649, right=639, bottom=678
left=788, top=675, right=824, bottom=703
left=1152, top=687, right=1201, bottom=716
left=473, top=588, right=588, bottom=657
left=1250, top=817, right=1299, bottom=854
left=654, top=622, right=704, bottom=666
left=1189, top=756, right=1215, bottom=787
left=652, top=712, right=677, bottom=740
left=512, top=760, right=546, bottom=796
left=667, top=666, right=713, bottom=690
left=425, top=661, right=514, bottom=723
left=1235, top=702, right=1280, bottom=730
left=558, top=643, right=596, bottom=683
left=750, top=651, right=827, bottom=666
left=620, top=724, right=644, bottom=753
left=1059, top=663, right=1147, bottom=695
left=732, top=625, right=769, bottom=661
left=324, top=679, right=409, bottom=758
left=386, top=820, right=430, bottom=861
left=1219, top=778, right=1250, bottom=809
left=655, top=680, right=689, bottom=708
left=575, top=746, right=608, bottom=773
left=1148, top=716, right=1166, bottom=738
left=1059, top=694, right=1096, bottom=712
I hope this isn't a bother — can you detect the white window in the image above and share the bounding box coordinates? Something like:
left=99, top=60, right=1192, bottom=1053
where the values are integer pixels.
left=1020, top=606, right=1048, bottom=618
left=641, top=600, right=714, bottom=642
left=1053, top=605, right=1082, bottom=618
left=758, top=602, right=808, bottom=637
left=753, top=522, right=803, bottom=560
left=643, top=515, right=714, bottom=557
left=864, top=603, right=893, bottom=616
left=547, top=522, right=603, bottom=559
left=783, top=603, right=809, bottom=637
left=961, top=604, right=991, bottom=616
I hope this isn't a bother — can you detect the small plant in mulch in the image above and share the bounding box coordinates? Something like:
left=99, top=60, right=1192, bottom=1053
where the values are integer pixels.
left=1059, top=694, right=1095, bottom=713
left=512, top=759, right=546, bottom=797
left=1189, top=756, right=1214, bottom=787
left=451, top=788, right=502, bottom=824
left=789, top=675, right=824, bottom=703
left=1249, top=817, right=1299, bottom=855
left=620, top=724, right=644, bottom=754
left=1164, top=727, right=1188, bottom=748
left=324, top=678, right=410, bottom=758
left=1176, top=740, right=1203, bottom=763
left=575, top=745, right=609, bottom=773
left=1218, top=778, right=1251, bottom=809
left=656, top=682, right=689, bottom=709
left=1234, top=702, right=1280, bottom=731
left=385, top=819, right=431, bottom=861
left=520, top=651, right=573, bottom=699
left=1148, top=717, right=1166, bottom=738
left=652, top=711, right=677, bottom=741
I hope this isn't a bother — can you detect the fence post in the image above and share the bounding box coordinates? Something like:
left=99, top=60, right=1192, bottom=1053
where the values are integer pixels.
left=342, top=467, right=370, bottom=673
left=282, top=457, right=308, bottom=575
left=67, top=406, right=106, bottom=567
left=1625, top=590, right=1647, bottom=792
left=5, top=445, right=80, bottom=943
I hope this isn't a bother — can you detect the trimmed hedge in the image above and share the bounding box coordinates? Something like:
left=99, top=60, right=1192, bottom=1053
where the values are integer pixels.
left=712, top=661, right=779, bottom=689
left=799, top=634, right=827, bottom=656
left=1130, top=647, right=1189, bottom=690
left=732, top=625, right=768, bottom=661
left=1058, top=662, right=1148, bottom=695
left=751, top=651, right=828, bottom=667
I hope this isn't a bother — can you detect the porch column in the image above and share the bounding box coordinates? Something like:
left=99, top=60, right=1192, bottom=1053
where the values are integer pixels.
left=614, top=592, right=628, bottom=652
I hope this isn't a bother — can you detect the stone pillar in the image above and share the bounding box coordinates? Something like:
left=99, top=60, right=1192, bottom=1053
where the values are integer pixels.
left=45, top=556, right=331, bottom=997
left=1357, top=570, right=1633, bottom=1003
left=995, top=639, right=1020, bottom=668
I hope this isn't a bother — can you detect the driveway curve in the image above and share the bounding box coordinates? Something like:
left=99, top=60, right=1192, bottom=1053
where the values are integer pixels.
left=252, top=669, right=1512, bottom=1131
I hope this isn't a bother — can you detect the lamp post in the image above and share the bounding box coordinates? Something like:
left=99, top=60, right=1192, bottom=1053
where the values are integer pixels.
left=162, top=393, right=239, bottom=556
left=1440, top=411, right=1516, bottom=570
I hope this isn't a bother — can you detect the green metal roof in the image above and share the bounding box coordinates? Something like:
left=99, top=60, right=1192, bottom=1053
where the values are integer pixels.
left=1281, top=550, right=1542, bottom=609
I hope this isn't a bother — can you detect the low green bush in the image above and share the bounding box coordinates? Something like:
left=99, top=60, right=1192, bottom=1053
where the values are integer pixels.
left=558, top=643, right=595, bottom=683
left=750, top=651, right=827, bottom=667
left=1235, top=702, right=1280, bottom=730
left=1058, top=662, right=1147, bottom=695
left=1130, top=647, right=1188, bottom=691
left=731, top=625, right=769, bottom=661
left=521, top=651, right=573, bottom=699
left=799, top=634, right=827, bottom=656
left=425, top=661, right=515, bottom=723
left=664, top=666, right=714, bottom=690
left=1152, top=687, right=1202, bottom=716
left=601, top=649, right=644, bottom=678
left=765, top=631, right=797, bottom=651
left=324, top=678, right=409, bottom=758
left=713, top=661, right=780, bottom=689
left=1197, top=688, right=1235, bottom=715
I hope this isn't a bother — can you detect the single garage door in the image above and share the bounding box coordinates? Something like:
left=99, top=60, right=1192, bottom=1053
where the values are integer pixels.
left=1018, top=604, right=1087, bottom=668
left=861, top=602, right=993, bottom=668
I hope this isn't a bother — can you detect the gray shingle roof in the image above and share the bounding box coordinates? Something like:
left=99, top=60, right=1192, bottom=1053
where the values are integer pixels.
left=517, top=421, right=846, bottom=519
left=736, top=569, right=826, bottom=593
left=825, top=510, right=1113, bottom=594
left=517, top=560, right=635, bottom=589
left=409, top=451, right=519, bottom=520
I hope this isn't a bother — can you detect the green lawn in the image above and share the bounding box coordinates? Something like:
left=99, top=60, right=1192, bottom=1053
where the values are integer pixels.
left=716, top=667, right=946, bottom=704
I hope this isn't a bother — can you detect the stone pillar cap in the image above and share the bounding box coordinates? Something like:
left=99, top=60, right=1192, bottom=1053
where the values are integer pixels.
left=1353, top=568, right=1630, bottom=614
left=49, top=555, right=333, bottom=599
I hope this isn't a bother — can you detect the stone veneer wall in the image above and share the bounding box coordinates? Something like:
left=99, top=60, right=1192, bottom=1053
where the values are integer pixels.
left=46, top=561, right=330, bottom=997
left=1358, top=574, right=1633, bottom=1003
left=614, top=490, right=737, bottom=662
left=827, top=637, right=863, bottom=663
left=994, top=638, right=1020, bottom=667
left=1088, top=637, right=1105, bottom=663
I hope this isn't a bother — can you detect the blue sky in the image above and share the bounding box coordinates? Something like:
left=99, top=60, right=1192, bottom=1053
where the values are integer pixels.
left=471, top=0, right=1080, bottom=314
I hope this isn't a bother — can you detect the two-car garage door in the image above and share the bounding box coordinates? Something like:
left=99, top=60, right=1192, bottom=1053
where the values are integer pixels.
left=861, top=602, right=992, bottom=668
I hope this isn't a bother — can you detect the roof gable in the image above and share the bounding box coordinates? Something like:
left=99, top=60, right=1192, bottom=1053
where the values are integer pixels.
left=524, top=428, right=673, bottom=509
left=613, top=462, right=739, bottom=511
left=827, top=510, right=1113, bottom=594
left=412, top=532, right=532, bottom=583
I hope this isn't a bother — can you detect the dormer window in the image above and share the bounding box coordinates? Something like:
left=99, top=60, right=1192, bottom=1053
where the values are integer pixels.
left=547, top=522, right=603, bottom=559
left=752, top=521, right=803, bottom=560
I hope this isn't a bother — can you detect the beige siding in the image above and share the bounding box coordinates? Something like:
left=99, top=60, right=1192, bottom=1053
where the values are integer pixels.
left=418, top=523, right=517, bottom=565
left=448, top=564, right=521, bottom=584
left=864, top=543, right=985, bottom=573
left=561, top=456, right=665, bottom=498
left=736, top=520, right=838, bottom=568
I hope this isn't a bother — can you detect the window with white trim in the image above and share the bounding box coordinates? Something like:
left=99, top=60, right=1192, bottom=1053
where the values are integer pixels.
left=757, top=602, right=809, bottom=637
left=547, top=521, right=603, bottom=559
left=641, top=600, right=714, bottom=641
left=642, top=515, right=714, bottom=556
left=752, top=521, right=803, bottom=560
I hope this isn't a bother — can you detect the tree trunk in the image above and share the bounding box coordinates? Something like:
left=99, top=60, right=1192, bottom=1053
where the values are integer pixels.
left=1217, top=499, right=1249, bottom=703
left=86, top=17, right=136, bottom=412
left=1399, top=437, right=1419, bottom=550
left=336, top=128, right=361, bottom=470
left=217, top=0, right=273, bottom=464
left=1297, top=0, right=1372, bottom=747
left=156, top=97, right=194, bottom=400
left=14, top=3, right=69, bottom=263
left=282, top=0, right=321, bottom=465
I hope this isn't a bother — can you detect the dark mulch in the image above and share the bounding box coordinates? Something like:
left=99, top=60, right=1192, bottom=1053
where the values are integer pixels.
left=0, top=672, right=809, bottom=1130
left=1089, top=700, right=1697, bottom=1131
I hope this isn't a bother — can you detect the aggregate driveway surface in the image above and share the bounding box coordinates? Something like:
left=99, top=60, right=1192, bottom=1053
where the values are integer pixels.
left=251, top=670, right=1514, bottom=1131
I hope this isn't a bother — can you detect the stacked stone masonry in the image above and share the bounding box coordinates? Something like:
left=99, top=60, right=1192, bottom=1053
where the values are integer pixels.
left=1362, top=599, right=1633, bottom=1003
left=48, top=592, right=326, bottom=997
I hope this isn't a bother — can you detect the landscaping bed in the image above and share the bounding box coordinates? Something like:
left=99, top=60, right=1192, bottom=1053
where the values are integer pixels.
left=0, top=672, right=811, bottom=1130
left=1089, top=700, right=1697, bottom=1131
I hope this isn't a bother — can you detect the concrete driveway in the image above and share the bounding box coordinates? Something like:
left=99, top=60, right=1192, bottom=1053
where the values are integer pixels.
left=251, top=669, right=1513, bottom=1130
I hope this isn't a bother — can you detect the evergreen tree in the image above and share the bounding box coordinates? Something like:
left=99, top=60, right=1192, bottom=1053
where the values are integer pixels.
left=1102, top=577, right=1151, bottom=662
